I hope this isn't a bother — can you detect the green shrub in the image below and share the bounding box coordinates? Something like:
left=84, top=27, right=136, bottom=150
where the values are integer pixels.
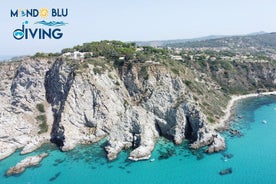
left=184, top=80, right=192, bottom=87
left=36, top=103, right=45, bottom=113
left=138, top=66, right=149, bottom=80
left=36, top=115, right=48, bottom=134
left=38, top=122, right=48, bottom=134
left=93, top=67, right=104, bottom=75
left=113, top=59, right=124, bottom=69
left=171, top=68, right=179, bottom=75
left=193, top=95, right=199, bottom=101
left=82, top=63, right=89, bottom=68
left=123, top=99, right=129, bottom=109
left=221, top=61, right=233, bottom=70
left=36, top=115, right=46, bottom=123
left=207, top=117, right=215, bottom=124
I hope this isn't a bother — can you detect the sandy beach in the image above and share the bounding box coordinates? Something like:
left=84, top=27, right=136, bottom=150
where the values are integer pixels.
left=213, top=91, right=276, bottom=130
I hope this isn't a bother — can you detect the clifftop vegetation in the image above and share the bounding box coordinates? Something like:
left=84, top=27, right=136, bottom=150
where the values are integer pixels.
left=61, top=40, right=169, bottom=63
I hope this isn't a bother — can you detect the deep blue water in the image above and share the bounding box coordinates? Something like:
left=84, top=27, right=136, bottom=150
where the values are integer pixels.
left=1, top=96, right=276, bottom=184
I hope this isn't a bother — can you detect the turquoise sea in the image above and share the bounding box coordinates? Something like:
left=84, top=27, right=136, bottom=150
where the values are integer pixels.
left=1, top=96, right=276, bottom=184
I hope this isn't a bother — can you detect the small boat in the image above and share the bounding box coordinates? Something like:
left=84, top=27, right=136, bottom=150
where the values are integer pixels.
left=150, top=158, right=155, bottom=162
left=262, top=120, right=267, bottom=124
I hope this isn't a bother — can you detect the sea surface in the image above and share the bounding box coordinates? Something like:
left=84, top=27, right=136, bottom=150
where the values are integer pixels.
left=0, top=56, right=15, bottom=62
left=1, top=95, right=276, bottom=184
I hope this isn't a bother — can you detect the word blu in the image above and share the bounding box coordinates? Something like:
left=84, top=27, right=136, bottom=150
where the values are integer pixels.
left=10, top=8, right=68, bottom=17
left=13, top=21, right=63, bottom=40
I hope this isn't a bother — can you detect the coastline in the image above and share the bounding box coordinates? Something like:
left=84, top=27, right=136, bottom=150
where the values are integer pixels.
left=213, top=91, right=276, bottom=130
left=1, top=92, right=275, bottom=161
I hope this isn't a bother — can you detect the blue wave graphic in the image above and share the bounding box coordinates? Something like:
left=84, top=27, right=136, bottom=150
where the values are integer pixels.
left=35, top=20, right=68, bottom=27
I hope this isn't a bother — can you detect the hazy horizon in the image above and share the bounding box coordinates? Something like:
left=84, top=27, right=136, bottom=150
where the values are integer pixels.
left=1, top=0, right=276, bottom=56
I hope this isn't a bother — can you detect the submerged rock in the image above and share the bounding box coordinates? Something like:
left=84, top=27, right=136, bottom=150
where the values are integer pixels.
left=219, top=167, right=232, bottom=175
left=49, top=172, right=61, bottom=182
left=196, top=153, right=204, bottom=160
left=157, top=145, right=176, bottom=160
left=222, top=152, right=234, bottom=159
left=229, top=128, right=243, bottom=137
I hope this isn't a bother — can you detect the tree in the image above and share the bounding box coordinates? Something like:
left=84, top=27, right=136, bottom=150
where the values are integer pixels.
left=61, top=48, right=74, bottom=53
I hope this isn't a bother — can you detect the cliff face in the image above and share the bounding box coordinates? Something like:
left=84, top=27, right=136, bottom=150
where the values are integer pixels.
left=0, top=59, right=53, bottom=159
left=0, top=57, right=275, bottom=161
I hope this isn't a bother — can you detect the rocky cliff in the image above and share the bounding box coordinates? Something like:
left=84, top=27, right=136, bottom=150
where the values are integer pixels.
left=0, top=56, right=275, bottom=161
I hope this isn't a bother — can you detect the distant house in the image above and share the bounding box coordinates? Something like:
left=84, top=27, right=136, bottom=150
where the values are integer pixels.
left=72, top=51, right=85, bottom=59
left=174, top=48, right=183, bottom=54
left=170, top=55, right=183, bottom=61
left=62, top=52, right=71, bottom=57
left=209, top=56, right=216, bottom=61
left=145, top=60, right=160, bottom=65
left=221, top=56, right=231, bottom=60
left=119, top=56, right=125, bottom=60
left=136, top=47, right=144, bottom=52
left=62, top=51, right=92, bottom=60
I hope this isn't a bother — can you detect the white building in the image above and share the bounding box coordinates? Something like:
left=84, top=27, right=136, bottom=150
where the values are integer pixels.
left=170, top=55, right=183, bottom=61
left=62, top=51, right=92, bottom=60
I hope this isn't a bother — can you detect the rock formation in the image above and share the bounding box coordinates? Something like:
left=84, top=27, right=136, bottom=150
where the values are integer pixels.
left=0, top=56, right=275, bottom=161
left=6, top=153, right=48, bottom=176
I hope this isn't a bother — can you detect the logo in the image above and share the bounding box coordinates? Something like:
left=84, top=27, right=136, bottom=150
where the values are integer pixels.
left=11, top=8, right=68, bottom=40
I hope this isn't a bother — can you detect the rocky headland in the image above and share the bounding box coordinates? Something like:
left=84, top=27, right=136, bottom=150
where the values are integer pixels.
left=0, top=42, right=275, bottom=162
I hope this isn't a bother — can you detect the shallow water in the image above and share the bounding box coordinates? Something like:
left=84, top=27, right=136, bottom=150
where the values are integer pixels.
left=1, top=96, right=276, bottom=184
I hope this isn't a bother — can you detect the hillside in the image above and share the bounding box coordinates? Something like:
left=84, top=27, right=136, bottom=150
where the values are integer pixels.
left=166, top=32, right=276, bottom=49
left=0, top=41, right=275, bottom=162
left=135, top=35, right=228, bottom=47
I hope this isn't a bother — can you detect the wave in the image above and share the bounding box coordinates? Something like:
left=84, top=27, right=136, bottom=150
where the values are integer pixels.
left=35, top=20, right=68, bottom=27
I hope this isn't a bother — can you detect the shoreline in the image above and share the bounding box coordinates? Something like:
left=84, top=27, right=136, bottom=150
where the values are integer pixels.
left=1, top=92, right=275, bottom=161
left=213, top=91, right=276, bottom=130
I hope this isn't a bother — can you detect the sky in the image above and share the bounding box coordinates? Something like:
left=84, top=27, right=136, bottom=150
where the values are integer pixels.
left=0, top=0, right=276, bottom=56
